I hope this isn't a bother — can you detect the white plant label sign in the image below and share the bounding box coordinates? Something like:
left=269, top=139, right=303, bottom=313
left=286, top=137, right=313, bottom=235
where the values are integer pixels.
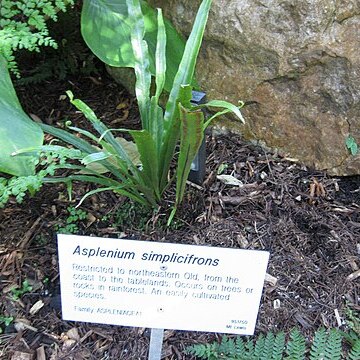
left=57, top=234, right=269, bottom=335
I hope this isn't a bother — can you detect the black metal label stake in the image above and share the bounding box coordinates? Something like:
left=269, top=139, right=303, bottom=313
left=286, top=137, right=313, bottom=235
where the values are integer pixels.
left=188, top=90, right=207, bottom=185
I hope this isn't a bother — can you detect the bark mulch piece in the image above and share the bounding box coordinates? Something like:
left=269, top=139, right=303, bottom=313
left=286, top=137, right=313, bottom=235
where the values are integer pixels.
left=1, top=74, right=359, bottom=359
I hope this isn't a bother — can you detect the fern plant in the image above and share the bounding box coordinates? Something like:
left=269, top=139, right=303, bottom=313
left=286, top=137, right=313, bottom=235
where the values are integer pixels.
left=0, top=0, right=74, bottom=76
left=186, top=328, right=360, bottom=360
left=16, top=7, right=100, bottom=84
left=285, top=329, right=306, bottom=360
left=14, top=0, right=244, bottom=224
left=0, top=146, right=82, bottom=207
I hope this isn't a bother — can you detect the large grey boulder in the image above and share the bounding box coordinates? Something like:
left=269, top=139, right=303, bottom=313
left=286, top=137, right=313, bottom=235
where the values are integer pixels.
left=143, top=0, right=360, bottom=175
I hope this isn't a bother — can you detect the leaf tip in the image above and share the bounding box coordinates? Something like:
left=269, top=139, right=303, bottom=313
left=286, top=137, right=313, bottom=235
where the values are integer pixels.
left=66, top=90, right=74, bottom=102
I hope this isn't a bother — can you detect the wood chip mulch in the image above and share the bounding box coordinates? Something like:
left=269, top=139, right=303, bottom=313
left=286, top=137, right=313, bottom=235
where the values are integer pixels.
left=0, top=74, right=359, bottom=359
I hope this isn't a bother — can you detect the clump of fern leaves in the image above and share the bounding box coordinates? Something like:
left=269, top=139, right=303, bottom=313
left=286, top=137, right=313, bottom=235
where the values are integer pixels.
left=186, top=328, right=360, bottom=360
left=15, top=8, right=100, bottom=85
left=0, top=0, right=74, bottom=77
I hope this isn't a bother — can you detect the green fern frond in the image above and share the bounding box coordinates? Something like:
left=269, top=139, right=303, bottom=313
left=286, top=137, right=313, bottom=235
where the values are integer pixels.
left=344, top=306, right=360, bottom=337
left=254, top=333, right=266, bottom=358
left=323, top=329, right=342, bottom=360
left=348, top=339, right=360, bottom=360
left=218, top=336, right=237, bottom=357
left=271, top=332, right=286, bottom=360
left=234, top=336, right=247, bottom=357
left=310, top=328, right=328, bottom=359
left=186, top=342, right=220, bottom=360
left=186, top=328, right=356, bottom=360
left=285, top=329, right=306, bottom=360
left=0, top=0, right=74, bottom=76
left=245, top=339, right=255, bottom=357
left=342, top=330, right=360, bottom=347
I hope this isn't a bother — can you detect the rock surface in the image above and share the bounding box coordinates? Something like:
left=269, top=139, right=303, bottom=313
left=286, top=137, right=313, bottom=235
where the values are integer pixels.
left=144, top=0, right=360, bottom=175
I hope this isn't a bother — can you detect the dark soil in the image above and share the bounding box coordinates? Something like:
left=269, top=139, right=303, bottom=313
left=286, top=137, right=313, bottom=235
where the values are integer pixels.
left=0, top=71, right=359, bottom=359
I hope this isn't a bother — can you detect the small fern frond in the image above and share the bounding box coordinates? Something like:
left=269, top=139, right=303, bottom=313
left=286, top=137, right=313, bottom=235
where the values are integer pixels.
left=286, top=329, right=306, bottom=360
left=261, top=331, right=276, bottom=359
left=310, top=327, right=328, bottom=359
left=245, top=338, right=255, bottom=357
left=348, top=339, right=360, bottom=360
left=271, top=332, right=286, bottom=360
left=0, top=0, right=74, bottom=75
left=323, top=329, right=342, bottom=360
left=218, top=336, right=235, bottom=357
left=235, top=336, right=247, bottom=357
left=186, top=328, right=357, bottom=360
left=186, top=343, right=219, bottom=360
left=342, top=329, right=360, bottom=347
left=254, top=333, right=266, bottom=358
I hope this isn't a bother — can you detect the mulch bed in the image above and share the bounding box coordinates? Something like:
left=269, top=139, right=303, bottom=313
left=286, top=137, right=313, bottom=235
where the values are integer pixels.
left=0, top=72, right=359, bottom=359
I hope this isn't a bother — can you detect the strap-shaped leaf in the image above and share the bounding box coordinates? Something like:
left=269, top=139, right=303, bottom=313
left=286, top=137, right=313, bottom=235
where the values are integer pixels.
left=39, top=123, right=99, bottom=154
left=149, top=98, right=164, bottom=156
left=39, top=123, right=130, bottom=183
left=126, top=0, right=151, bottom=130
left=202, top=100, right=245, bottom=128
left=43, top=174, right=121, bottom=188
left=66, top=91, right=141, bottom=179
left=129, top=129, right=160, bottom=200
left=146, top=8, right=166, bottom=153
left=82, top=152, right=111, bottom=165
left=159, top=84, right=193, bottom=190
left=168, top=104, right=204, bottom=224
left=154, top=8, right=166, bottom=102
left=160, top=0, right=212, bottom=189
left=178, top=84, right=193, bottom=109
left=66, top=125, right=101, bottom=143
left=163, top=0, right=212, bottom=128
left=44, top=175, right=148, bottom=206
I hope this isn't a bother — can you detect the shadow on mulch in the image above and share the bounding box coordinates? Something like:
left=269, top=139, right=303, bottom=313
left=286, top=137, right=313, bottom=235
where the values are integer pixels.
left=0, top=74, right=359, bottom=359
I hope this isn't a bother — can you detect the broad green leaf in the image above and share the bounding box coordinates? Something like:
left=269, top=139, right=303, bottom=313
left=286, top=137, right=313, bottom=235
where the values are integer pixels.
left=81, top=0, right=186, bottom=91
left=0, top=54, right=43, bottom=176
left=168, top=104, right=204, bottom=225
